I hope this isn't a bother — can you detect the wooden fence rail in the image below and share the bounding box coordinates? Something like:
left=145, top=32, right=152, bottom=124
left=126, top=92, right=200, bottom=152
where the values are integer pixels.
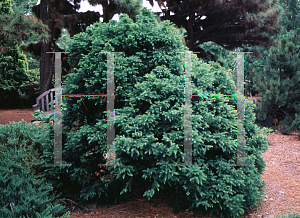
left=32, top=87, right=65, bottom=114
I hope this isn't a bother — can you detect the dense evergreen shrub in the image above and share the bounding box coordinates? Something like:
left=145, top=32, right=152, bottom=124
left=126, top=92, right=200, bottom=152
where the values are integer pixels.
left=0, top=39, right=28, bottom=108
left=37, top=8, right=269, bottom=218
left=0, top=38, right=40, bottom=109
left=0, top=121, right=70, bottom=218
left=280, top=114, right=298, bottom=135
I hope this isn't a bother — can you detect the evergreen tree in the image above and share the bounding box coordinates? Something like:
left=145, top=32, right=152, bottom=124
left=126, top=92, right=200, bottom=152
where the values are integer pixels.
left=37, top=8, right=269, bottom=217
left=10, top=0, right=38, bottom=16
left=145, top=0, right=283, bottom=63
left=279, top=0, right=300, bottom=31
left=0, top=0, right=47, bottom=108
left=0, top=1, right=49, bottom=48
left=244, top=0, right=300, bottom=133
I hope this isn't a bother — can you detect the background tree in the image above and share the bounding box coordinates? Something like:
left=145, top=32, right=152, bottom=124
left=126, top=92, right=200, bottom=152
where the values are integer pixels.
left=142, top=0, right=283, bottom=64
left=0, top=1, right=49, bottom=48
left=244, top=0, right=300, bottom=132
left=10, top=0, right=38, bottom=16
left=0, top=0, right=50, bottom=108
left=12, top=0, right=45, bottom=105
left=89, top=0, right=143, bottom=22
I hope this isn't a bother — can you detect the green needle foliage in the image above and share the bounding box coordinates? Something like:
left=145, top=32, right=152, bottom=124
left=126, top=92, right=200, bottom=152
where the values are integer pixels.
left=0, top=121, right=70, bottom=218
left=0, top=38, right=29, bottom=108
left=244, top=0, right=300, bottom=133
left=0, top=0, right=49, bottom=108
left=37, top=8, right=269, bottom=218
left=0, top=0, right=13, bottom=15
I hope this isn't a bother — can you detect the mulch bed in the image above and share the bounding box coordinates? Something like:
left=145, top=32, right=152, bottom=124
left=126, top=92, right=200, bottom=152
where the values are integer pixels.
left=0, top=108, right=36, bottom=126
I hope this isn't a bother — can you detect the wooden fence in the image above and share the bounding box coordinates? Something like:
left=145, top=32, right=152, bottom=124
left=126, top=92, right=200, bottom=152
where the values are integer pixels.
left=32, top=87, right=65, bottom=114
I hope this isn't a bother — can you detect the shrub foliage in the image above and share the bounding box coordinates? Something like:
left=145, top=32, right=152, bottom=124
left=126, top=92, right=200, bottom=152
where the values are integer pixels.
left=0, top=120, right=69, bottom=217
left=37, top=8, right=269, bottom=218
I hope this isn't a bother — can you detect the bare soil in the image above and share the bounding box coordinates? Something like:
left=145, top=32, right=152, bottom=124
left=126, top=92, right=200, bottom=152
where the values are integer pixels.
left=1, top=107, right=300, bottom=218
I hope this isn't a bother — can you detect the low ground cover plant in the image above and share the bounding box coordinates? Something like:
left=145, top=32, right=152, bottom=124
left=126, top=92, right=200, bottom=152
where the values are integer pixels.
left=0, top=120, right=70, bottom=217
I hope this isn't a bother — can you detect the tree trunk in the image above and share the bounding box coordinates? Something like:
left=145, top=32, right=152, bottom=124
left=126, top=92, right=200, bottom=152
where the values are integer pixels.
left=40, top=0, right=53, bottom=95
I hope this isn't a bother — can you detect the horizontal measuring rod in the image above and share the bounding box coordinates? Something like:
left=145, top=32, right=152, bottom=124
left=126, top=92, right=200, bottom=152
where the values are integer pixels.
left=62, top=94, right=107, bottom=97
left=191, top=94, right=236, bottom=97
